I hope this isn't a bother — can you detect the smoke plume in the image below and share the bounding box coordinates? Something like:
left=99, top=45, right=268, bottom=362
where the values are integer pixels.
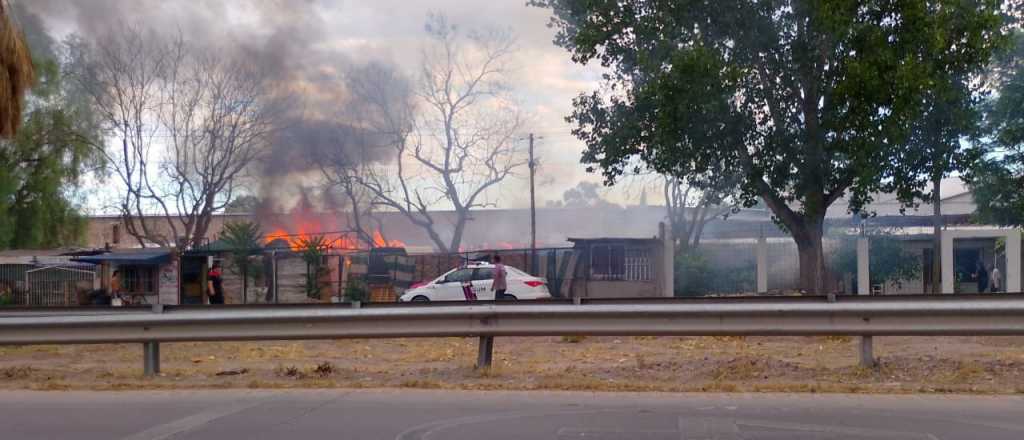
left=20, top=0, right=401, bottom=214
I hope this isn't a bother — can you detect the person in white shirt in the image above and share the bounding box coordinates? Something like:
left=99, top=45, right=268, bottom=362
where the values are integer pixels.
left=990, top=266, right=1002, bottom=293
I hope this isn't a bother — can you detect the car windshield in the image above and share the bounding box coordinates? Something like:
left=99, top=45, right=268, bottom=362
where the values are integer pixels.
left=442, top=269, right=473, bottom=283
left=473, top=268, right=494, bottom=280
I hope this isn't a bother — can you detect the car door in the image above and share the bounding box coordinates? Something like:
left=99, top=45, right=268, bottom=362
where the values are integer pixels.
left=436, top=268, right=473, bottom=300
left=471, top=267, right=495, bottom=300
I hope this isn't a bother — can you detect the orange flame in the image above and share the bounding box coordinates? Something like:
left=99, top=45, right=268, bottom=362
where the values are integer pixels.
left=372, top=230, right=406, bottom=248
left=262, top=194, right=406, bottom=251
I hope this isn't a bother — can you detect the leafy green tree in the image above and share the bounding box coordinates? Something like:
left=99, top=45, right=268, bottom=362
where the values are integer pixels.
left=546, top=181, right=620, bottom=208
left=972, top=154, right=1023, bottom=225
left=532, top=0, right=1006, bottom=292
left=975, top=31, right=1024, bottom=226
left=220, top=221, right=263, bottom=303
left=884, top=9, right=1012, bottom=292
left=829, top=234, right=922, bottom=291
left=0, top=7, right=100, bottom=249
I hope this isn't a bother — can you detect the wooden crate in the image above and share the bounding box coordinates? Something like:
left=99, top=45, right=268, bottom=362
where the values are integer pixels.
left=369, top=285, right=395, bottom=303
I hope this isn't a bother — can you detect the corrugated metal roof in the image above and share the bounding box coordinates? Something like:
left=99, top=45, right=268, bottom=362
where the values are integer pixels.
left=73, top=249, right=172, bottom=265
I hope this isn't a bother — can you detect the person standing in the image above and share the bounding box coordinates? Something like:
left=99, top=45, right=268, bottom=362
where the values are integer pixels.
left=991, top=265, right=1002, bottom=293
left=109, top=269, right=123, bottom=305
left=491, top=255, right=508, bottom=300
left=975, top=260, right=989, bottom=293
left=207, top=261, right=225, bottom=304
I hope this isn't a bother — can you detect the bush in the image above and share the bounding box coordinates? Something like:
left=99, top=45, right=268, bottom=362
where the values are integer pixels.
left=344, top=280, right=369, bottom=303
left=675, top=249, right=755, bottom=296
left=829, top=234, right=921, bottom=289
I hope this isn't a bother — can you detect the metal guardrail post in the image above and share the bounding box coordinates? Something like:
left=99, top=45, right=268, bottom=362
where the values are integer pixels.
left=476, top=336, right=494, bottom=369
left=859, top=336, right=875, bottom=368
left=143, top=341, right=160, bottom=377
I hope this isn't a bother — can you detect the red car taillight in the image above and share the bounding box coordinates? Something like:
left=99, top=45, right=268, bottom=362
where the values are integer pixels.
left=523, top=280, right=545, bottom=287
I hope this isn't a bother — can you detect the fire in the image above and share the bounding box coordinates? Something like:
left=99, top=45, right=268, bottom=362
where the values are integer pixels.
left=262, top=193, right=406, bottom=251
left=264, top=228, right=362, bottom=251
left=372, top=230, right=405, bottom=248
left=265, top=227, right=404, bottom=252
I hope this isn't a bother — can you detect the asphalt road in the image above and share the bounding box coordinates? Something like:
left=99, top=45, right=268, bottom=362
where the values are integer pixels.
left=2, top=389, right=1023, bottom=439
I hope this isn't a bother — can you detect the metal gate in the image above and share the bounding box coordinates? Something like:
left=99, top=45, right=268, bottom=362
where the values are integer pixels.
left=22, top=266, right=96, bottom=306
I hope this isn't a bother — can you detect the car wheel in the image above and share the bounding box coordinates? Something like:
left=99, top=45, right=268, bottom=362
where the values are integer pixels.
left=500, top=294, right=518, bottom=301
left=411, top=295, right=430, bottom=302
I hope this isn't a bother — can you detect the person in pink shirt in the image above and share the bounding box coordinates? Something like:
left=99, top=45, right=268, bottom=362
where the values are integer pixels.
left=491, top=255, right=508, bottom=300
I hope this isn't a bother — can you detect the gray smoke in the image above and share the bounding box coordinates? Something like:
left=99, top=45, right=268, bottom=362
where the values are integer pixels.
left=20, top=0, right=402, bottom=214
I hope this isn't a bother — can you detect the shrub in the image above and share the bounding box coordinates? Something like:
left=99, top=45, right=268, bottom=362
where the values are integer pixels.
left=675, top=249, right=755, bottom=296
left=344, top=280, right=369, bottom=303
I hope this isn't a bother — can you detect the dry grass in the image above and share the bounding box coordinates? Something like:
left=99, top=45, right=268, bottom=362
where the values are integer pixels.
left=0, top=366, right=33, bottom=379
left=1, top=336, right=1023, bottom=395
left=312, top=362, right=335, bottom=378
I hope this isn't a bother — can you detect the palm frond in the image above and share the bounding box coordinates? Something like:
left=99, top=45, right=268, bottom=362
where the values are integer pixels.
left=0, top=1, right=35, bottom=138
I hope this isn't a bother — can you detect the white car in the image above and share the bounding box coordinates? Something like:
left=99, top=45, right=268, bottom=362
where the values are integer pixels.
left=399, top=262, right=551, bottom=302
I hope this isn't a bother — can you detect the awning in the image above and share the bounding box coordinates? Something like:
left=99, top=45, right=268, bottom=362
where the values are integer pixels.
left=73, top=249, right=172, bottom=266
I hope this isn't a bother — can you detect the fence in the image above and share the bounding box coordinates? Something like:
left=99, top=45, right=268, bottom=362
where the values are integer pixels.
left=1, top=294, right=1022, bottom=376
left=0, top=264, right=96, bottom=306
left=408, top=247, right=578, bottom=297
left=221, top=247, right=582, bottom=305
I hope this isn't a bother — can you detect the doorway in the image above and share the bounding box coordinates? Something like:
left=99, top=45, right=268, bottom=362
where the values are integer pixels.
left=179, top=255, right=209, bottom=305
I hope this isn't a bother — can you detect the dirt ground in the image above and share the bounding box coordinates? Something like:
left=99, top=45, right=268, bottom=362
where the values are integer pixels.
left=1, top=336, right=1023, bottom=394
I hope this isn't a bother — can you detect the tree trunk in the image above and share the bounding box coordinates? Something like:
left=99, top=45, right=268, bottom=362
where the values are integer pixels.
left=931, top=177, right=943, bottom=294
left=448, top=211, right=468, bottom=253
left=240, top=264, right=247, bottom=305
left=793, top=218, right=827, bottom=294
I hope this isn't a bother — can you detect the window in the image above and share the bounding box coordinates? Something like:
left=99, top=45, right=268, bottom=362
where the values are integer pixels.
left=625, top=248, right=652, bottom=281
left=590, top=244, right=625, bottom=280
left=472, top=268, right=494, bottom=281
left=443, top=269, right=473, bottom=283
left=591, top=244, right=652, bottom=281
left=120, top=265, right=156, bottom=294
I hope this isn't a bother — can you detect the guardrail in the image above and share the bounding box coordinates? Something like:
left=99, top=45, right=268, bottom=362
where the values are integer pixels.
left=1, top=294, right=1022, bottom=376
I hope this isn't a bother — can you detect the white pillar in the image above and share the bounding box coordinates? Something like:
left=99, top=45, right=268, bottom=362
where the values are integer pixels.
left=1007, top=230, right=1021, bottom=293
left=756, top=236, right=768, bottom=293
left=857, top=237, right=870, bottom=295
left=941, top=231, right=955, bottom=294
left=661, top=222, right=674, bottom=297
left=856, top=236, right=875, bottom=366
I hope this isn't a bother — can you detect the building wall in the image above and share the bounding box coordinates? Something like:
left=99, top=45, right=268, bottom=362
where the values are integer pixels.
left=695, top=239, right=831, bottom=294
left=577, top=280, right=659, bottom=298
left=570, top=240, right=667, bottom=299
left=86, top=214, right=255, bottom=249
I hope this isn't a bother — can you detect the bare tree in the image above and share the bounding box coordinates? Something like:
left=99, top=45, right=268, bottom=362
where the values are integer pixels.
left=315, top=123, right=386, bottom=248
left=79, top=27, right=177, bottom=247
left=315, top=61, right=414, bottom=248
left=353, top=14, right=526, bottom=252
left=161, top=44, right=279, bottom=248
left=80, top=29, right=278, bottom=248
left=663, top=173, right=741, bottom=254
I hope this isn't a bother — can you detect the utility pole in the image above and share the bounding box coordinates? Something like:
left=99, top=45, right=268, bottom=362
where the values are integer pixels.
left=528, top=133, right=538, bottom=274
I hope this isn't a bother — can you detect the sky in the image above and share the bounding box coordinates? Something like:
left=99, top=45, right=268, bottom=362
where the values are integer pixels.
left=20, top=0, right=644, bottom=213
